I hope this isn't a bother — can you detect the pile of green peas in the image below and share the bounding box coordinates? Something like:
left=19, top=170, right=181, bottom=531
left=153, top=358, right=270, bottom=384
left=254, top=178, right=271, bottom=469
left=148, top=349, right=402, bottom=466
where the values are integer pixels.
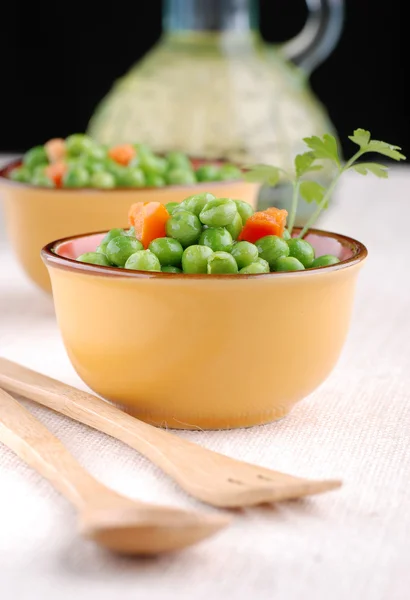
left=8, top=134, right=242, bottom=188
left=77, top=193, right=340, bottom=274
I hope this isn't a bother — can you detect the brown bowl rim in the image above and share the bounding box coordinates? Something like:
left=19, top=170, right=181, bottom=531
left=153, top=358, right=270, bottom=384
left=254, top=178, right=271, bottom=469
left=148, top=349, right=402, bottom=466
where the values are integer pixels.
left=41, top=228, right=368, bottom=280
left=0, top=158, right=254, bottom=193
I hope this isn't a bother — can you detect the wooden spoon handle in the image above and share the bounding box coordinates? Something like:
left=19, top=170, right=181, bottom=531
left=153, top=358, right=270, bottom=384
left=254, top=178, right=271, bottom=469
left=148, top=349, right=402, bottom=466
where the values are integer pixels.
left=0, top=358, right=188, bottom=477
left=0, top=387, right=107, bottom=509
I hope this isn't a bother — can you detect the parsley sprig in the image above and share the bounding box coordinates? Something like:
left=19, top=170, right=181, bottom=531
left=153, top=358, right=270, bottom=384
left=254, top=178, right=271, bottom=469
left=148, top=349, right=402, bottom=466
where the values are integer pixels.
left=245, top=129, right=406, bottom=237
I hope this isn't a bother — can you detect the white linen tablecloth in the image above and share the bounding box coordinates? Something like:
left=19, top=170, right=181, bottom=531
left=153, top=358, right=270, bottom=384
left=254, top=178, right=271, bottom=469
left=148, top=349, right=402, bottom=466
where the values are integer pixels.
left=0, top=162, right=409, bottom=600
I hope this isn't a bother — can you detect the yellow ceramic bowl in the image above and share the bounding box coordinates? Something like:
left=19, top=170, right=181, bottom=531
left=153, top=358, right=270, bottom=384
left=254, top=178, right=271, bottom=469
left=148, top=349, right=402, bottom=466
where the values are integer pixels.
left=42, top=229, right=367, bottom=430
left=0, top=160, right=259, bottom=292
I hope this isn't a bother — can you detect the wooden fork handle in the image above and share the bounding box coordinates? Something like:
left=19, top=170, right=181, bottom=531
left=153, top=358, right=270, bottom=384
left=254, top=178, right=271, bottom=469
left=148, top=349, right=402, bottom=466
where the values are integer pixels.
left=0, top=358, right=189, bottom=478
left=0, top=387, right=107, bottom=508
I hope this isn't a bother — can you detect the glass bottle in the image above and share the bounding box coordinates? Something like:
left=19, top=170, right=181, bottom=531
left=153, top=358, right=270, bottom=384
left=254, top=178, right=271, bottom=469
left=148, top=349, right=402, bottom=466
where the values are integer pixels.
left=88, top=0, right=344, bottom=224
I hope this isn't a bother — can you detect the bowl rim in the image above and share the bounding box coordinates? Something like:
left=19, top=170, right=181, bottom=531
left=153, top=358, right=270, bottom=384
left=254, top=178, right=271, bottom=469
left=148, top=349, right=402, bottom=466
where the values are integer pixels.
left=0, top=158, right=254, bottom=193
left=41, top=228, right=368, bottom=280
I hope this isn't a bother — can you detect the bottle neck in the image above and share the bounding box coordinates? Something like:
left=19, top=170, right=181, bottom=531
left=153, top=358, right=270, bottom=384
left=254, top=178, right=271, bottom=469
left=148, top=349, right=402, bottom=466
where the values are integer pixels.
left=164, top=0, right=259, bottom=33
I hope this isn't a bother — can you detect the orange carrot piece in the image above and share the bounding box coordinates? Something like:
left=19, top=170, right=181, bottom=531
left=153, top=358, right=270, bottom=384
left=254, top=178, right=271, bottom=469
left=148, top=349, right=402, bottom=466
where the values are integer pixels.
left=239, top=207, right=288, bottom=243
left=128, top=202, right=145, bottom=227
left=129, top=202, right=170, bottom=248
left=45, top=161, right=68, bottom=187
left=265, top=207, right=288, bottom=224
left=45, top=138, right=66, bottom=163
left=108, top=144, right=136, bottom=166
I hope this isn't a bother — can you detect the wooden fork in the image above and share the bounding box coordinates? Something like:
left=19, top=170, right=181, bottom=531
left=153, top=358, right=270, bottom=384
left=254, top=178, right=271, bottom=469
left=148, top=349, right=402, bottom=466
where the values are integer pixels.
left=0, top=388, right=229, bottom=555
left=0, top=358, right=341, bottom=507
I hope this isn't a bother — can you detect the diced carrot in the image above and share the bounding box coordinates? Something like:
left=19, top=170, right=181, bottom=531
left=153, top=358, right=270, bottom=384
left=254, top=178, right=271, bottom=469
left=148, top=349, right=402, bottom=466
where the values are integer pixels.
left=239, top=207, right=288, bottom=243
left=265, top=207, right=289, bottom=225
left=108, top=144, right=136, bottom=166
left=45, top=161, right=68, bottom=187
left=128, top=202, right=170, bottom=248
left=45, top=138, right=66, bottom=163
left=128, top=202, right=144, bottom=227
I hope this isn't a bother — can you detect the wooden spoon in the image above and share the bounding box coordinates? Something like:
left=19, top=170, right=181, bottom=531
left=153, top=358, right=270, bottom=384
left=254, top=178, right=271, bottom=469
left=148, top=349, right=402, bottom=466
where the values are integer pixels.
left=0, top=388, right=229, bottom=555
left=0, top=358, right=342, bottom=507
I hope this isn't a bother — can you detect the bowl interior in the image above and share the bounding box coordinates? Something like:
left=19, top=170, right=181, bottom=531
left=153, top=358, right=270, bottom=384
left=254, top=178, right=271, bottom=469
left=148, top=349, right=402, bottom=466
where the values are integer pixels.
left=55, top=231, right=355, bottom=262
left=58, top=233, right=106, bottom=259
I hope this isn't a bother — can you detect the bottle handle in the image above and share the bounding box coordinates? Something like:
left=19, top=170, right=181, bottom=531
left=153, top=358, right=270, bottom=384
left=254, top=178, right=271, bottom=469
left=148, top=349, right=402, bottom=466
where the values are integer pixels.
left=281, top=0, right=345, bottom=75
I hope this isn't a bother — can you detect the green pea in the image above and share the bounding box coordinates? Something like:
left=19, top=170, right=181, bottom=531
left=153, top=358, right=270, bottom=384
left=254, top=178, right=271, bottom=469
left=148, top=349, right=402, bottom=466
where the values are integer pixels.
left=149, top=237, right=183, bottom=266
left=63, top=166, right=90, bottom=188
left=239, top=261, right=269, bottom=274
left=134, top=143, right=153, bottom=157
left=225, top=212, right=243, bottom=240
left=106, top=236, right=144, bottom=267
left=161, top=265, right=182, bottom=273
left=195, top=164, right=220, bottom=182
left=282, top=229, right=291, bottom=241
left=311, top=254, right=340, bottom=268
left=182, top=245, right=214, bottom=274
left=104, top=161, right=130, bottom=186
left=87, top=145, right=106, bottom=161
left=255, top=257, right=270, bottom=272
left=217, top=164, right=242, bottom=180
left=90, top=171, right=116, bottom=189
left=199, top=198, right=237, bottom=227
left=32, top=164, right=47, bottom=177
left=287, top=238, right=315, bottom=268
left=97, top=228, right=128, bottom=254
left=125, top=250, right=161, bottom=272
left=87, top=161, right=107, bottom=174
left=146, top=173, right=166, bottom=187
left=128, top=156, right=141, bottom=169
left=171, top=204, right=191, bottom=216
left=119, top=168, right=146, bottom=187
left=127, top=226, right=135, bottom=237
left=30, top=173, right=55, bottom=187
left=207, top=251, right=238, bottom=274
left=165, top=202, right=180, bottom=215
left=66, top=156, right=82, bottom=168
left=199, top=227, right=233, bottom=252
left=166, top=151, right=192, bottom=170
left=256, top=235, right=289, bottom=269
left=166, top=210, right=202, bottom=247
left=179, top=192, right=215, bottom=216
left=65, top=134, right=94, bottom=157
left=233, top=199, right=254, bottom=224
left=77, top=252, right=111, bottom=266
left=10, top=166, right=31, bottom=183
left=274, top=257, right=305, bottom=272
left=152, top=156, right=168, bottom=175
left=140, top=154, right=168, bottom=176
left=231, top=241, right=259, bottom=269
left=23, top=146, right=48, bottom=170
left=105, top=160, right=126, bottom=178
left=167, top=168, right=197, bottom=186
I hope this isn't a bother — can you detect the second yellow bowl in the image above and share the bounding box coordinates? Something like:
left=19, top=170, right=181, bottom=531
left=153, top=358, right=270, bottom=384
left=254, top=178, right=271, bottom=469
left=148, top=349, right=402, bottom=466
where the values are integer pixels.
left=0, top=160, right=259, bottom=292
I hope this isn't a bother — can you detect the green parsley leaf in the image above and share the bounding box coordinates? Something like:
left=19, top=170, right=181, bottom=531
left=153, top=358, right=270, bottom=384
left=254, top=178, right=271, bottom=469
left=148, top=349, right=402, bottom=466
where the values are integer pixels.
left=348, top=129, right=406, bottom=161
left=303, top=134, right=341, bottom=167
left=348, top=128, right=371, bottom=149
left=294, top=152, right=323, bottom=178
left=244, top=164, right=281, bottom=186
left=299, top=181, right=326, bottom=204
left=244, top=127, right=404, bottom=240
left=365, top=140, right=406, bottom=161
left=353, top=162, right=389, bottom=178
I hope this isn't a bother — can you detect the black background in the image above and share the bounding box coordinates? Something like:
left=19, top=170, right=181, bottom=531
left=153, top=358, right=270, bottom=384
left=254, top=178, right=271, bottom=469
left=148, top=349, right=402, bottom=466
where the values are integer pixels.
left=0, top=0, right=407, bottom=158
